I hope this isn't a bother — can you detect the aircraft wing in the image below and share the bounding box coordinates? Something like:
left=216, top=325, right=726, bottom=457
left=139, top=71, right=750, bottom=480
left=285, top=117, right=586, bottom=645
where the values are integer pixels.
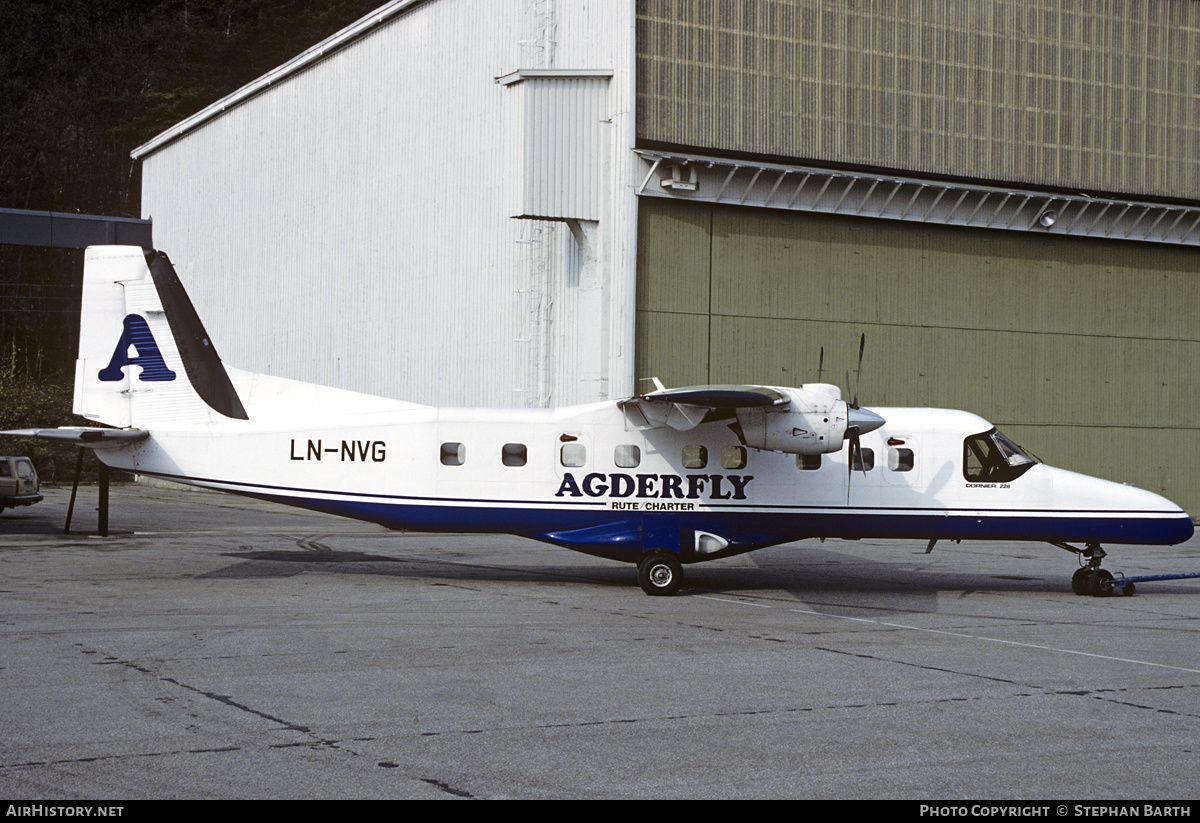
left=2, top=427, right=150, bottom=448
left=619, top=383, right=788, bottom=431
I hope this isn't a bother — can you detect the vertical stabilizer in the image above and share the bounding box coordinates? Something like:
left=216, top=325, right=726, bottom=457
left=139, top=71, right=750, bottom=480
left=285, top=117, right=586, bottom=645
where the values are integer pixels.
left=74, top=246, right=247, bottom=429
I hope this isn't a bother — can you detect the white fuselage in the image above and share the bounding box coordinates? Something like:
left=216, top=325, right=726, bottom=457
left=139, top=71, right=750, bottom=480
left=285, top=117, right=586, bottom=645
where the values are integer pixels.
left=98, top=389, right=1193, bottom=564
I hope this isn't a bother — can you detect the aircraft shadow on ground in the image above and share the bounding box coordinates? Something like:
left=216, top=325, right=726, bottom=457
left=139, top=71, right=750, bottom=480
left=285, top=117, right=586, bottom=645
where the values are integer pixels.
left=202, top=539, right=1072, bottom=611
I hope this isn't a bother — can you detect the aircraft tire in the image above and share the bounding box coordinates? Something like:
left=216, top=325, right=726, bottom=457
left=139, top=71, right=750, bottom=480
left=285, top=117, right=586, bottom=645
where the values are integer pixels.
left=1122, top=582, right=1136, bottom=596
left=1088, top=568, right=1114, bottom=597
left=1070, top=567, right=1091, bottom=596
left=638, top=551, right=683, bottom=596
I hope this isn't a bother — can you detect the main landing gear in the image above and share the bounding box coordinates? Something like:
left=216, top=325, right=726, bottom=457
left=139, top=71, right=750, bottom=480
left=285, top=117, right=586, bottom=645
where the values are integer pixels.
left=1056, top=542, right=1129, bottom=597
left=637, top=550, right=683, bottom=596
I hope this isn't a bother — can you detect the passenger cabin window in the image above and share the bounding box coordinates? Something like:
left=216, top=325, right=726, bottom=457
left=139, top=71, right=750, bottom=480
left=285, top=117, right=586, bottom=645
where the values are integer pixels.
left=440, top=442, right=465, bottom=466
left=502, top=443, right=528, bottom=467
left=852, top=447, right=875, bottom=472
left=888, top=448, right=914, bottom=472
left=721, top=446, right=747, bottom=470
left=560, top=443, right=586, bottom=467
left=615, top=445, right=641, bottom=468
left=796, top=454, right=821, bottom=471
left=682, top=445, right=707, bottom=469
left=963, top=429, right=1038, bottom=483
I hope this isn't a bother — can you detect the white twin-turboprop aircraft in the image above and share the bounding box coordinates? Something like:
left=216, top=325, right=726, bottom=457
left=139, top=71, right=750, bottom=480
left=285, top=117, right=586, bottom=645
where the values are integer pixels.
left=6, top=246, right=1193, bottom=595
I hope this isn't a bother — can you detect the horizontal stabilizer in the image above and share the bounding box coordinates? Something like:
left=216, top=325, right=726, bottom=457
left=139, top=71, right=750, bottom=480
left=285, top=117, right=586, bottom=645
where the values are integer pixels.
left=2, top=427, right=149, bottom=449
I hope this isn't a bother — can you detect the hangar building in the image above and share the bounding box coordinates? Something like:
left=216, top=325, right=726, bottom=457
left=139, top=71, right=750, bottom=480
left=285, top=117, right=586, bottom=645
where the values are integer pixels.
left=132, top=0, right=1200, bottom=514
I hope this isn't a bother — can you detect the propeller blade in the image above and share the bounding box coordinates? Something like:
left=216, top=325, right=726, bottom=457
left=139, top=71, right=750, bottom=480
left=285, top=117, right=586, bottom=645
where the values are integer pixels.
left=817, top=346, right=824, bottom=384
left=846, top=430, right=866, bottom=503
left=852, top=333, right=865, bottom=409
left=846, top=433, right=854, bottom=503
left=851, top=431, right=869, bottom=478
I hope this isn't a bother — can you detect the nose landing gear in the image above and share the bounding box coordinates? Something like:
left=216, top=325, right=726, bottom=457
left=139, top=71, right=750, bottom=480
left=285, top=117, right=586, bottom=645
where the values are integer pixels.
left=1070, top=565, right=1117, bottom=597
left=1058, top=542, right=1123, bottom=597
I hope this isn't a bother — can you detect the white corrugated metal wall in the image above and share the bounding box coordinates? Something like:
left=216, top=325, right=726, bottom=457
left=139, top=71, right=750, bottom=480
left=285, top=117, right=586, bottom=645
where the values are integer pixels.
left=137, top=0, right=637, bottom=408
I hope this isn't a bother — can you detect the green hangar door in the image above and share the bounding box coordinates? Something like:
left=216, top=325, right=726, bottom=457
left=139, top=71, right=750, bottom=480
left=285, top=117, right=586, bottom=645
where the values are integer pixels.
left=635, top=197, right=1200, bottom=516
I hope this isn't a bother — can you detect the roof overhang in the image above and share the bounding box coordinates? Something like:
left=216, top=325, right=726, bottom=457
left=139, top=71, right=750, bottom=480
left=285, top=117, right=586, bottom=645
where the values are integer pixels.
left=636, top=149, right=1200, bottom=247
left=495, top=69, right=614, bottom=86
left=0, top=208, right=152, bottom=250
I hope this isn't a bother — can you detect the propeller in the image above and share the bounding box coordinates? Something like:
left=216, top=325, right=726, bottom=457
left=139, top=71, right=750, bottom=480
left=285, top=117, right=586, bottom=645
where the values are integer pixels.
left=842, top=334, right=885, bottom=502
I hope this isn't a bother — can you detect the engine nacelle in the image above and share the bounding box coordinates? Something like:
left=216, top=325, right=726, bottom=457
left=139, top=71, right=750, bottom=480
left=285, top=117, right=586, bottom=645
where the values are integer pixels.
left=737, top=384, right=850, bottom=455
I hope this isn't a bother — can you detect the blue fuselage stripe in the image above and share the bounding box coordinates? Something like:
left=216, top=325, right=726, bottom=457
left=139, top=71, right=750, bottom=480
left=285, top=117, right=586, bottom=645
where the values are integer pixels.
left=138, top=470, right=1194, bottom=562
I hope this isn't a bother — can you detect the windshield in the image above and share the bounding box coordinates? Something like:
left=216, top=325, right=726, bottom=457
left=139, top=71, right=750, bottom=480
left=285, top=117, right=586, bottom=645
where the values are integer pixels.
left=963, top=428, right=1039, bottom=483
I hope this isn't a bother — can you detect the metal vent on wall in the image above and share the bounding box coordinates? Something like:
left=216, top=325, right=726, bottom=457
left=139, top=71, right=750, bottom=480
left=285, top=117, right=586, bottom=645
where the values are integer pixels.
left=636, top=150, right=1200, bottom=247
left=500, top=70, right=613, bottom=223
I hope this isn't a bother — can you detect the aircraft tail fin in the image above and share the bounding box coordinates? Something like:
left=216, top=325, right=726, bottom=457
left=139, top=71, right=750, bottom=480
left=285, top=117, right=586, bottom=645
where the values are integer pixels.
left=74, top=246, right=248, bottom=429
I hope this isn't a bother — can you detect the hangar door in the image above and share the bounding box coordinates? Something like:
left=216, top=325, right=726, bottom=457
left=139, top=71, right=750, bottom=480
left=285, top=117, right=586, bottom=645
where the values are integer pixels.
left=635, top=197, right=1200, bottom=518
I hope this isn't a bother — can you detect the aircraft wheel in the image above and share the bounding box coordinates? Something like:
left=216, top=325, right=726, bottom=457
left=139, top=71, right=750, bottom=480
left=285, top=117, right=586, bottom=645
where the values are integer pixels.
left=1070, top=567, right=1091, bottom=596
left=1088, top=568, right=1114, bottom=597
left=1122, top=582, right=1136, bottom=597
left=638, top=551, right=683, bottom=596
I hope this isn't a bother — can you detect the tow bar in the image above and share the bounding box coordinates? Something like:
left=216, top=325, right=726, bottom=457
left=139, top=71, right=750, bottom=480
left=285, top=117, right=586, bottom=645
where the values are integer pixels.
left=1101, top=571, right=1200, bottom=597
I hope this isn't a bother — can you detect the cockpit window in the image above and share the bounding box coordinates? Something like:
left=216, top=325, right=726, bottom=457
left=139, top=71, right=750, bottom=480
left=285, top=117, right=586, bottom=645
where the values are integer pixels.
left=963, top=428, right=1039, bottom=483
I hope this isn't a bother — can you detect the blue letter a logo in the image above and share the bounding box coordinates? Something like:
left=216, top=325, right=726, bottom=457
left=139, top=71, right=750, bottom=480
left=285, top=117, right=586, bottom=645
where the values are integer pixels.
left=98, top=314, right=177, bottom=382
